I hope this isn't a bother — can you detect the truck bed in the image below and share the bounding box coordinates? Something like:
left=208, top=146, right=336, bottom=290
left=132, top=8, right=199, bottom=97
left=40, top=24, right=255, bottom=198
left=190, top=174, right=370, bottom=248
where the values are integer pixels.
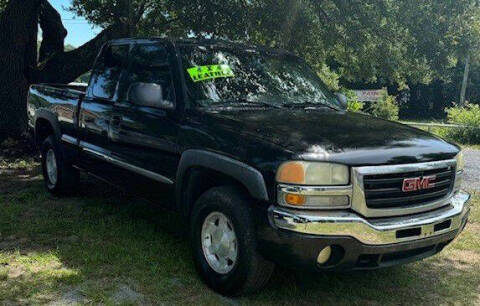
left=32, top=83, right=87, bottom=94
left=27, top=83, right=86, bottom=132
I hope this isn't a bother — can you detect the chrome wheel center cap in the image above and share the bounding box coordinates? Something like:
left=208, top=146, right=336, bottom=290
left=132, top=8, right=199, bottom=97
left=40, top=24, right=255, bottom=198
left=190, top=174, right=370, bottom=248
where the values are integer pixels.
left=201, top=212, right=238, bottom=274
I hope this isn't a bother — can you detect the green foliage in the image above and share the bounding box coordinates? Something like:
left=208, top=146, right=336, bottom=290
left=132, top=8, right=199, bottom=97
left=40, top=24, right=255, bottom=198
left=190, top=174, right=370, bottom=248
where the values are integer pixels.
left=440, top=104, right=480, bottom=144
left=447, top=103, right=480, bottom=127
left=371, top=94, right=399, bottom=121
left=347, top=100, right=364, bottom=113
left=66, top=0, right=480, bottom=89
left=64, top=44, right=75, bottom=52
left=343, top=90, right=364, bottom=112
left=0, top=0, right=6, bottom=13
left=316, top=63, right=340, bottom=91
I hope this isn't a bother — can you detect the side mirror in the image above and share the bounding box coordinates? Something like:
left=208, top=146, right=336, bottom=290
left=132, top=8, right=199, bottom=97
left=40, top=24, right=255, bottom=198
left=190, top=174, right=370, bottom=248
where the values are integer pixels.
left=334, top=92, right=348, bottom=109
left=127, top=82, right=174, bottom=110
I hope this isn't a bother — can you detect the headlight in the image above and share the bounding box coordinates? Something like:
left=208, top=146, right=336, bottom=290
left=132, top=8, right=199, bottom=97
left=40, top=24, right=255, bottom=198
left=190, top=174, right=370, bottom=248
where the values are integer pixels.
left=456, top=151, right=465, bottom=171
left=276, top=161, right=349, bottom=185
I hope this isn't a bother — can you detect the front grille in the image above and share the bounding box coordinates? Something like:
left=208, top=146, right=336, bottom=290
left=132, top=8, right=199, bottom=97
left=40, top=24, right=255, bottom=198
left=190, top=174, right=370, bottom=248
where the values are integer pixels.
left=363, top=167, right=455, bottom=209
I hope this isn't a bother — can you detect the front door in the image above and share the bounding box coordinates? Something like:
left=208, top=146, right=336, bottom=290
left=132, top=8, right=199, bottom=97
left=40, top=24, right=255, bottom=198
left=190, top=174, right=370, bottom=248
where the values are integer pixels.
left=106, top=42, right=181, bottom=206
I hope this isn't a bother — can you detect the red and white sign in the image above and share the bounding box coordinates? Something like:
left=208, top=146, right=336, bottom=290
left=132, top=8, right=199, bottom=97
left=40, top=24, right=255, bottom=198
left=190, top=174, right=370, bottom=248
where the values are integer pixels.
left=353, top=89, right=387, bottom=102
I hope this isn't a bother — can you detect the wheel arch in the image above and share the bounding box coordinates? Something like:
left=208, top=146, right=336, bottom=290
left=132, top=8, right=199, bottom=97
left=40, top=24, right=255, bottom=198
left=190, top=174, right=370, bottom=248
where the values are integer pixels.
left=175, top=150, right=269, bottom=217
left=34, top=110, right=61, bottom=147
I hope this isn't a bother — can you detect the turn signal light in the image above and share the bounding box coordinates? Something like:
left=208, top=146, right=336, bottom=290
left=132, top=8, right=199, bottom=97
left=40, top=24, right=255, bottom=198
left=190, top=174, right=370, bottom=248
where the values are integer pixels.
left=284, top=193, right=306, bottom=206
left=277, top=162, right=305, bottom=184
left=276, top=161, right=349, bottom=185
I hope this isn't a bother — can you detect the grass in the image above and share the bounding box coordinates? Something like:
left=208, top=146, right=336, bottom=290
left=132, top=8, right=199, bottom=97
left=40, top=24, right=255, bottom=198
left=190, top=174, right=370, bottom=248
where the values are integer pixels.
left=0, top=158, right=479, bottom=305
left=463, top=144, right=480, bottom=150
left=400, top=123, right=476, bottom=148
left=398, top=120, right=480, bottom=147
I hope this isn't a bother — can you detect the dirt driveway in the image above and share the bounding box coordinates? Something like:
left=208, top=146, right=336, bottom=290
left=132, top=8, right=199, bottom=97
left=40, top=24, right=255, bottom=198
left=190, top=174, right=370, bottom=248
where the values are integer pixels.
left=463, top=149, right=480, bottom=191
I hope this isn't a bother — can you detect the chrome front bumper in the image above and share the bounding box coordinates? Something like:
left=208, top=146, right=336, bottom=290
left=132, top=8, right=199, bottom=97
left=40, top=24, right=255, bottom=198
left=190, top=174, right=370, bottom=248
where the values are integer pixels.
left=271, top=191, right=471, bottom=245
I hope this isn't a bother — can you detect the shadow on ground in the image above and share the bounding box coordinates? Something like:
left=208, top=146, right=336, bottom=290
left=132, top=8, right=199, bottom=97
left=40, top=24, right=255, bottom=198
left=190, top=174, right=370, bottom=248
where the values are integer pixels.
left=0, top=162, right=479, bottom=305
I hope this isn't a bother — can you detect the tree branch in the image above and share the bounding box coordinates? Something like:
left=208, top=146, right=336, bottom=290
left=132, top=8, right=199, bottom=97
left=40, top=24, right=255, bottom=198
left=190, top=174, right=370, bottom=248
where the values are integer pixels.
left=135, top=0, right=148, bottom=25
left=30, top=24, right=128, bottom=84
left=308, top=0, right=334, bottom=25
left=38, top=0, right=67, bottom=62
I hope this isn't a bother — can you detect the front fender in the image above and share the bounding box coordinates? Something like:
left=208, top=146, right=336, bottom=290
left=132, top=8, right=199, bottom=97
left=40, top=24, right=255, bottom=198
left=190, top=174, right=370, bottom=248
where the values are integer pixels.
left=175, top=150, right=269, bottom=213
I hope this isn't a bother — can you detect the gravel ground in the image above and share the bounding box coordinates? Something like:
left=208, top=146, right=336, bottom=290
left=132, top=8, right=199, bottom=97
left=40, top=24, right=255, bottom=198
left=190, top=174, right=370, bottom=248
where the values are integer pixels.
left=463, top=149, right=480, bottom=191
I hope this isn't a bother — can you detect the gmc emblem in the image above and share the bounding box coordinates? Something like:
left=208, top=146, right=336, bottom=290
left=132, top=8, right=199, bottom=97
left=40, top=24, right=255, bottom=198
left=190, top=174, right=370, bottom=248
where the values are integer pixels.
left=402, top=175, right=436, bottom=192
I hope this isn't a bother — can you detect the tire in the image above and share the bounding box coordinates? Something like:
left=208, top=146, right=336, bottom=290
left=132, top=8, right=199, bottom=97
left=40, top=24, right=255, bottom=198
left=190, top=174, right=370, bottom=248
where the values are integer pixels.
left=41, top=135, right=79, bottom=195
left=190, top=186, right=275, bottom=296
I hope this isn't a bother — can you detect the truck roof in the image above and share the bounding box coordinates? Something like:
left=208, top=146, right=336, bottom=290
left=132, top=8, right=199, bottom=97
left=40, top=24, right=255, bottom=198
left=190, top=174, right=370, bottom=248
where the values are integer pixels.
left=108, top=37, right=295, bottom=56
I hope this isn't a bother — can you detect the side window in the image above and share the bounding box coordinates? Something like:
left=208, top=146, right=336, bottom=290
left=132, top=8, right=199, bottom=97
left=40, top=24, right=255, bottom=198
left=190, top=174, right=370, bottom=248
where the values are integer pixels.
left=90, top=44, right=129, bottom=100
left=118, top=44, right=175, bottom=103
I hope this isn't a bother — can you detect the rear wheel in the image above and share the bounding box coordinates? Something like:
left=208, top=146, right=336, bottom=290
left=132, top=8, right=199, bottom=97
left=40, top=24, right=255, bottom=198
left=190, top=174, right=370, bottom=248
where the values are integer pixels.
left=191, top=186, right=274, bottom=296
left=41, top=135, right=79, bottom=195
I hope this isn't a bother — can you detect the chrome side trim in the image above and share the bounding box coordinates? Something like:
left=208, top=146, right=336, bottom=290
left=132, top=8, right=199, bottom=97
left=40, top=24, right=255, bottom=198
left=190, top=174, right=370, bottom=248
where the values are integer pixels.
left=79, top=141, right=174, bottom=185
left=109, top=156, right=174, bottom=185
left=277, top=184, right=352, bottom=210
left=61, top=134, right=78, bottom=146
left=352, top=159, right=457, bottom=218
left=80, top=141, right=110, bottom=161
left=271, top=191, right=470, bottom=245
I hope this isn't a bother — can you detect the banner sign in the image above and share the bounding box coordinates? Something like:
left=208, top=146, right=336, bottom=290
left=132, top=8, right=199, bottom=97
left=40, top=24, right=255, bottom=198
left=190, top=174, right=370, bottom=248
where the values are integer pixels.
left=353, top=89, right=387, bottom=102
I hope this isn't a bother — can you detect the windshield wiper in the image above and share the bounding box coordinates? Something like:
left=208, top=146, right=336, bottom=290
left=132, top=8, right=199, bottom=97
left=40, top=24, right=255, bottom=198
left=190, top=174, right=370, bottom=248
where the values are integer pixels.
left=213, top=98, right=283, bottom=109
left=286, top=101, right=339, bottom=111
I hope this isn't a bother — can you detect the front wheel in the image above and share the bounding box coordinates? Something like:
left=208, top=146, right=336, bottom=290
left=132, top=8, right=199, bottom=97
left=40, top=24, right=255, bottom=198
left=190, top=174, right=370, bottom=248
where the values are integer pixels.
left=41, top=135, right=79, bottom=195
left=190, top=186, right=275, bottom=296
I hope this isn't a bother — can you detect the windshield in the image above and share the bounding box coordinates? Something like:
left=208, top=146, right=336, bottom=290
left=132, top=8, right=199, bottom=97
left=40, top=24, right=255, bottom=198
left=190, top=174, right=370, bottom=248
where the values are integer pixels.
left=179, top=44, right=341, bottom=109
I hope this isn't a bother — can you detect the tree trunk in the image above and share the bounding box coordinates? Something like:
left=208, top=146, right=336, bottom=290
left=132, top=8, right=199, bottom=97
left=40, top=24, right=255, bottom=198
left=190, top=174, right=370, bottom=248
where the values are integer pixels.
left=459, top=53, right=470, bottom=106
left=0, top=0, right=42, bottom=140
left=0, top=0, right=128, bottom=141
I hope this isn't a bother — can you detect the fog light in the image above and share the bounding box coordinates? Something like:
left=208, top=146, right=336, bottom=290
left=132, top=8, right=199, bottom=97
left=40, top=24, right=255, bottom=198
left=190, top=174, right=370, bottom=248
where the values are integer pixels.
left=317, top=246, right=332, bottom=265
left=284, top=193, right=306, bottom=206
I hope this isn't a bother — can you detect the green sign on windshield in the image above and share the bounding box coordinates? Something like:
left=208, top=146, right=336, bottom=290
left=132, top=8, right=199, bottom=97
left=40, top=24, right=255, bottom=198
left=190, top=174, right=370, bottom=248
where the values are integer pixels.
left=187, top=65, right=235, bottom=82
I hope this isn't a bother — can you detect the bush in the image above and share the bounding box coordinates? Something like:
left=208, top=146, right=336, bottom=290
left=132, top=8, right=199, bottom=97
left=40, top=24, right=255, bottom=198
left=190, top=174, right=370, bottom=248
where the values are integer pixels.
left=439, top=103, right=480, bottom=144
left=370, top=93, right=399, bottom=121
left=347, top=100, right=364, bottom=112
left=343, top=90, right=364, bottom=112
left=316, top=63, right=340, bottom=91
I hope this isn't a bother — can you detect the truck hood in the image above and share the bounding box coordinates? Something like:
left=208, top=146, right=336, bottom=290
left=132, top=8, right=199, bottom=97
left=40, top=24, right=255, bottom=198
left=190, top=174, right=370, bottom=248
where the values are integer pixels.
left=203, top=108, right=460, bottom=166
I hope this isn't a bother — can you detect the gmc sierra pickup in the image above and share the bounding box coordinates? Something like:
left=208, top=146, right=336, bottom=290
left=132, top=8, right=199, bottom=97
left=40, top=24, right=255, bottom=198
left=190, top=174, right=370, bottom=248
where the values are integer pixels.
left=27, top=38, right=471, bottom=296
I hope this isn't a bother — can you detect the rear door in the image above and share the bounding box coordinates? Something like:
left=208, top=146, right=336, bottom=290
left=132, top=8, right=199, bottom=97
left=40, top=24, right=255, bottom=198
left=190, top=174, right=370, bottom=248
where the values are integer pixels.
left=105, top=42, right=181, bottom=205
left=78, top=42, right=130, bottom=181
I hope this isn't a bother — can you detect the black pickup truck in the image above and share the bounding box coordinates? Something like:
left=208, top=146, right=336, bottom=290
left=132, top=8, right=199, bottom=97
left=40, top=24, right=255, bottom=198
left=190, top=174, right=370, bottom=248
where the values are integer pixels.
left=27, top=38, right=471, bottom=296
